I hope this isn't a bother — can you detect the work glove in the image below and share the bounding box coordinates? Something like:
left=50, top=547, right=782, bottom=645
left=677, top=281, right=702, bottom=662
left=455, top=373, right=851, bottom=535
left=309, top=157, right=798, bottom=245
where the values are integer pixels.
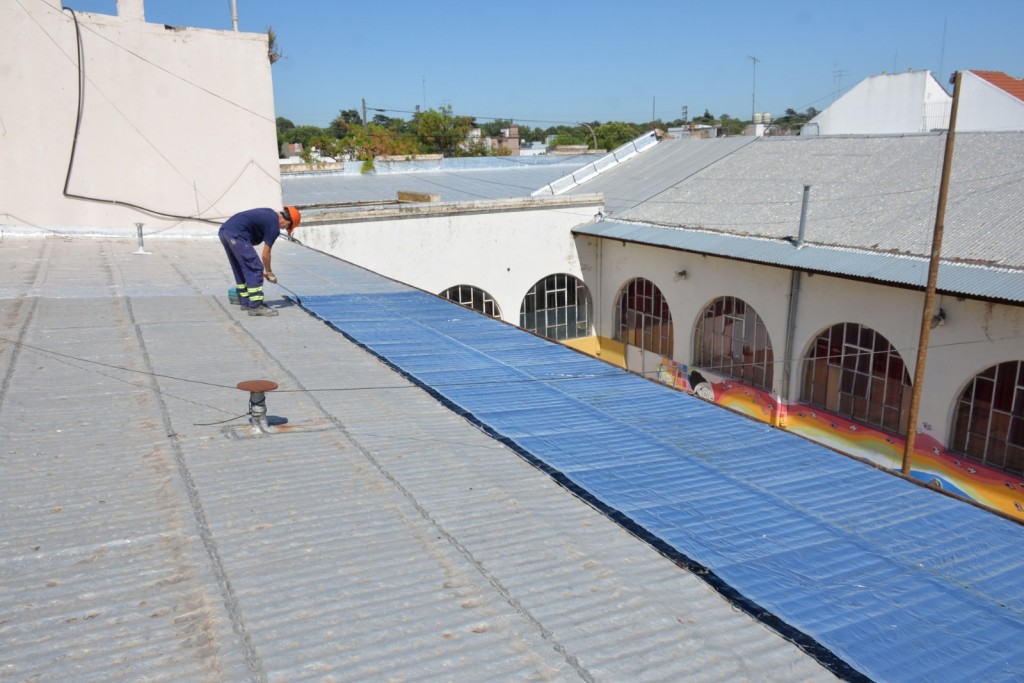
left=264, top=271, right=277, bottom=284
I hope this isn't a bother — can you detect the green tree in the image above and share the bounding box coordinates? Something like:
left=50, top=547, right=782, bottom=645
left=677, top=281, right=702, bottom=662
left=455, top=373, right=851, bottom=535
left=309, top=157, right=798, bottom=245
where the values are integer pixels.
left=595, top=121, right=643, bottom=150
left=344, top=123, right=421, bottom=166
left=276, top=117, right=295, bottom=135
left=718, top=114, right=744, bottom=136
left=414, top=105, right=473, bottom=157
left=693, top=109, right=715, bottom=124
left=552, top=132, right=585, bottom=146
left=328, top=109, right=362, bottom=138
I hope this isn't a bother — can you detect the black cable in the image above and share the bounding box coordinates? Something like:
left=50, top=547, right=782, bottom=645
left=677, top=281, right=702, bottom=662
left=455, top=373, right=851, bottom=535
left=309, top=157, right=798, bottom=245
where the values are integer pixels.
left=194, top=413, right=250, bottom=426
left=61, top=8, right=222, bottom=225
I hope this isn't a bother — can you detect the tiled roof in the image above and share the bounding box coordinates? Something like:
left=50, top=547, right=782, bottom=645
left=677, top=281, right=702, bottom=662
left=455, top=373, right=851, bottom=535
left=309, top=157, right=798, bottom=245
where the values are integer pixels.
left=972, top=70, right=1024, bottom=101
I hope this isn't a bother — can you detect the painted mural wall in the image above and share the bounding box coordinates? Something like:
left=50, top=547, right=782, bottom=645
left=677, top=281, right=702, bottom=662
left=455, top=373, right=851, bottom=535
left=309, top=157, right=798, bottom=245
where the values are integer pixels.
left=658, top=359, right=1024, bottom=521
left=580, top=239, right=1024, bottom=522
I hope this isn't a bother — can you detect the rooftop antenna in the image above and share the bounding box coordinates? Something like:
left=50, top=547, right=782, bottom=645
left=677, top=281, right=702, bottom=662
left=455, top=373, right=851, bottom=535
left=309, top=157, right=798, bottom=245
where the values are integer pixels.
left=747, top=55, right=760, bottom=122
left=832, top=63, right=848, bottom=102
left=938, top=17, right=948, bottom=87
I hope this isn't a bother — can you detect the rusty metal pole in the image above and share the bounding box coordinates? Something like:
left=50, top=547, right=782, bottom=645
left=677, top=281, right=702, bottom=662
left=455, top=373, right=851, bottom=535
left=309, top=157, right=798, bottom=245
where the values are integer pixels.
left=902, top=71, right=961, bottom=475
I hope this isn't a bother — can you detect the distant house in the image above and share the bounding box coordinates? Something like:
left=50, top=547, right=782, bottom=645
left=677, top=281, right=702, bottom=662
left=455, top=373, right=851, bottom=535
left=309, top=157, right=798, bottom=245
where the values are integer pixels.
left=281, top=141, right=304, bottom=158
left=803, top=69, right=1024, bottom=136
left=492, top=124, right=521, bottom=155
left=803, top=69, right=951, bottom=135
left=958, top=70, right=1024, bottom=131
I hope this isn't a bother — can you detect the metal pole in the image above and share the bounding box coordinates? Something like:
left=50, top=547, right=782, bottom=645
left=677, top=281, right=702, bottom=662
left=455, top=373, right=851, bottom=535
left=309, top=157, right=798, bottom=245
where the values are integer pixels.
left=902, top=71, right=961, bottom=475
left=782, top=185, right=810, bottom=410
left=231, top=0, right=238, bottom=31
left=134, top=222, right=149, bottom=255
left=747, top=55, right=760, bottom=122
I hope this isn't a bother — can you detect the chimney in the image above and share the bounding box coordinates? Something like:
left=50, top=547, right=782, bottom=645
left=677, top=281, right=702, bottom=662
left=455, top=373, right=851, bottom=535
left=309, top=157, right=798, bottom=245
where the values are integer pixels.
left=116, top=0, right=145, bottom=22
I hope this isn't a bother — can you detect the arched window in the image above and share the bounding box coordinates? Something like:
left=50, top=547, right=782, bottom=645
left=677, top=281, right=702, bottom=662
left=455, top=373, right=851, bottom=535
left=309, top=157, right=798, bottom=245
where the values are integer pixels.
left=519, top=274, right=592, bottom=341
left=801, top=322, right=910, bottom=434
left=441, top=284, right=501, bottom=318
left=951, top=361, right=1024, bottom=475
left=613, top=278, right=674, bottom=357
left=694, top=296, right=774, bottom=390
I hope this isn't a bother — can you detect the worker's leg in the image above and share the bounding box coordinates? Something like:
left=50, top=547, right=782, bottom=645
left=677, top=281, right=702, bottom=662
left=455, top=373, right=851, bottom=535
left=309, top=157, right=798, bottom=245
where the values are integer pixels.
left=220, top=230, right=264, bottom=308
left=219, top=228, right=251, bottom=306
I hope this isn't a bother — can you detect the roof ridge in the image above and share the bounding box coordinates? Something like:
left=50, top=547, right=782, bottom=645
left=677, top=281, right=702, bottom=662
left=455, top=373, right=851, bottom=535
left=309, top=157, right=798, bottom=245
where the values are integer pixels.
left=970, top=70, right=1024, bottom=101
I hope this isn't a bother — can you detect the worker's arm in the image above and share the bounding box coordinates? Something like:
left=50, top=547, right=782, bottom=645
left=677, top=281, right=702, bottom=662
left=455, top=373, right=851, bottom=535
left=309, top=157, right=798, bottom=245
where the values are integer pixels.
left=262, top=244, right=273, bottom=279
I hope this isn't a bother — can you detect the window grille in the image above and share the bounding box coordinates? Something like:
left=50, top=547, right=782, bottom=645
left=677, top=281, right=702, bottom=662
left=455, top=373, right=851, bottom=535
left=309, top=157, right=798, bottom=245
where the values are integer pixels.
left=519, top=274, right=592, bottom=341
left=693, top=296, right=774, bottom=390
left=951, top=361, right=1024, bottom=475
left=441, top=284, right=501, bottom=319
left=613, top=278, right=674, bottom=357
left=801, top=322, right=910, bottom=434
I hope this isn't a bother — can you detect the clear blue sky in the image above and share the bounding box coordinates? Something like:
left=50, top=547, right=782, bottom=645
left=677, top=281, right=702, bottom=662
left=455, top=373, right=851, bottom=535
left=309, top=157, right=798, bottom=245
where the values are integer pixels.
left=66, top=0, right=1024, bottom=128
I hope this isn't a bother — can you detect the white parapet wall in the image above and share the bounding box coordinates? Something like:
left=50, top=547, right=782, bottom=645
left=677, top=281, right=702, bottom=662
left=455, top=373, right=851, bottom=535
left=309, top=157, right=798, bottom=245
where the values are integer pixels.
left=2, top=2, right=281, bottom=236
left=296, top=195, right=605, bottom=326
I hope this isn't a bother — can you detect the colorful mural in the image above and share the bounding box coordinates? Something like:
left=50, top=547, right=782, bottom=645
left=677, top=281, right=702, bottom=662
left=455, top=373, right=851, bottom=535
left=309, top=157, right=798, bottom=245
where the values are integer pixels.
left=656, top=359, right=1024, bottom=522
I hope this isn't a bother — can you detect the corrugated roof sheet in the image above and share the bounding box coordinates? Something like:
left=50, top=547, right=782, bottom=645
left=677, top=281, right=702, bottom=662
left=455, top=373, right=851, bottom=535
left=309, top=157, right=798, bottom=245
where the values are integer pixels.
left=0, top=237, right=837, bottom=682
left=565, top=135, right=755, bottom=215
left=282, top=155, right=594, bottom=212
left=303, top=286, right=1024, bottom=683
left=608, top=132, right=1024, bottom=270
left=574, top=220, right=1024, bottom=303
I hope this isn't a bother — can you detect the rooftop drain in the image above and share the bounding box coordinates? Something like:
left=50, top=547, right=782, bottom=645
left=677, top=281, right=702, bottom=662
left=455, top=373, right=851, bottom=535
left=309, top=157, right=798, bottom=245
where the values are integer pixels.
left=237, top=379, right=278, bottom=433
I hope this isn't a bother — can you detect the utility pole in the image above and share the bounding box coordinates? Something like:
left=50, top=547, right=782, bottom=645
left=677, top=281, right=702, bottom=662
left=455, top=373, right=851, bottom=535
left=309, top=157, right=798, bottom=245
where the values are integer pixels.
left=902, top=71, right=962, bottom=476
left=361, top=98, right=367, bottom=126
left=747, top=55, right=760, bottom=121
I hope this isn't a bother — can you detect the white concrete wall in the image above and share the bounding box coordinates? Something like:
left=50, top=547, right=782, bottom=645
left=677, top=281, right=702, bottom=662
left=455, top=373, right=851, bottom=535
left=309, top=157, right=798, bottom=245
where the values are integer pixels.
left=810, top=71, right=951, bottom=135
left=958, top=71, right=1024, bottom=132
left=297, top=196, right=603, bottom=325
left=2, top=2, right=280, bottom=235
left=585, top=238, right=1024, bottom=446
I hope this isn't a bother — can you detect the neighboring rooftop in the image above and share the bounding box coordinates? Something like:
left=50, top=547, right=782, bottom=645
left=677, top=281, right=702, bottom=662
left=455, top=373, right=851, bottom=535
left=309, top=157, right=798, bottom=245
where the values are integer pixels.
left=971, top=70, right=1024, bottom=102
left=562, top=131, right=1024, bottom=304
left=282, top=155, right=593, bottom=214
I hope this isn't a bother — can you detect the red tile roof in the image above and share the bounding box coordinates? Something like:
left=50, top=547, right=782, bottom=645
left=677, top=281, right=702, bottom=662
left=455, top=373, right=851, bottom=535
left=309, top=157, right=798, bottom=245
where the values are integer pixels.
left=971, top=70, right=1024, bottom=102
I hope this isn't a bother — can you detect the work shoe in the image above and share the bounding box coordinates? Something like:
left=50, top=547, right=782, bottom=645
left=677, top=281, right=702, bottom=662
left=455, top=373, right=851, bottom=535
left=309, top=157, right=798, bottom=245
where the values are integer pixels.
left=247, top=304, right=278, bottom=317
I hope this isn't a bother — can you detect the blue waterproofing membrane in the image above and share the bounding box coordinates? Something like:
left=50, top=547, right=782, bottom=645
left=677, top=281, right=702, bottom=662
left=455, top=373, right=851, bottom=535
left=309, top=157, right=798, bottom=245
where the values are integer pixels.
left=304, top=290, right=1024, bottom=683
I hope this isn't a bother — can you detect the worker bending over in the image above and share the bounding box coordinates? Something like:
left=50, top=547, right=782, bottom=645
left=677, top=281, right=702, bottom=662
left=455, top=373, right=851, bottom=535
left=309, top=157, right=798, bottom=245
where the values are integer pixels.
left=218, top=206, right=300, bottom=317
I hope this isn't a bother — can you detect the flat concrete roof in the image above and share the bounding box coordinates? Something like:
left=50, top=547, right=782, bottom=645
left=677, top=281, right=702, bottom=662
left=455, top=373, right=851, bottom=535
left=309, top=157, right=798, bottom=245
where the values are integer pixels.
left=0, top=236, right=836, bottom=681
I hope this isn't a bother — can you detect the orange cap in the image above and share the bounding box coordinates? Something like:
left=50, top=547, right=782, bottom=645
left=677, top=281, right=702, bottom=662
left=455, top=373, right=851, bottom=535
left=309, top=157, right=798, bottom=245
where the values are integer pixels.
left=283, top=205, right=301, bottom=233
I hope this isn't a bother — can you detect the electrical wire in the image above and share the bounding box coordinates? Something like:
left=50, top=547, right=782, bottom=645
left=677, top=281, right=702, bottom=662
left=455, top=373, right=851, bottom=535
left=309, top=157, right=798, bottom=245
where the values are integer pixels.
left=61, top=8, right=224, bottom=225
left=3, top=320, right=1021, bottom=397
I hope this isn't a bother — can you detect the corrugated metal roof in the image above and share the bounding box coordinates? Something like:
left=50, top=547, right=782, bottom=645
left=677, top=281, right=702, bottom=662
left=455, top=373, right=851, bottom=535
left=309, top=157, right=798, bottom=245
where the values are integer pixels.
left=302, top=285, right=1024, bottom=683
left=0, top=237, right=837, bottom=682
left=604, top=132, right=1024, bottom=270
left=565, top=135, right=755, bottom=215
left=282, top=155, right=596, bottom=211
left=574, top=220, right=1024, bottom=303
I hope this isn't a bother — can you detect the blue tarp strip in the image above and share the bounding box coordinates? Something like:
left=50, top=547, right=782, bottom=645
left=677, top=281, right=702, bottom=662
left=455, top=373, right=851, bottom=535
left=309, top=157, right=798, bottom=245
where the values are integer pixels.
left=305, top=291, right=1024, bottom=683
